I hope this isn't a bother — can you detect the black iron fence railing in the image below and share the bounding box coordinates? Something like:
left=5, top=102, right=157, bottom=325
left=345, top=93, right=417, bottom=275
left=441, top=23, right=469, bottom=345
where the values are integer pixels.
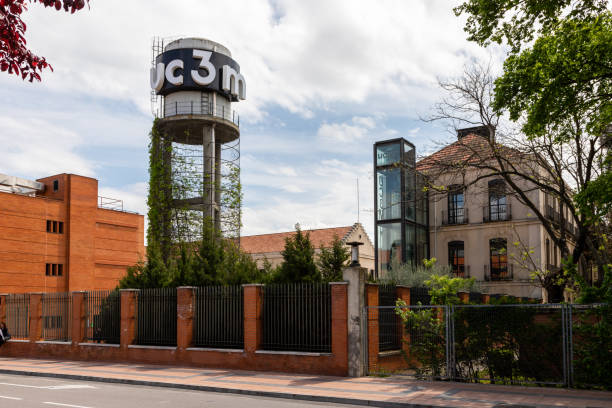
left=262, top=283, right=332, bottom=353
left=85, top=290, right=121, bottom=344
left=193, top=286, right=243, bottom=349
left=163, top=101, right=240, bottom=126
left=483, top=203, right=512, bottom=222
left=6, top=294, right=29, bottom=339
left=379, top=285, right=402, bottom=351
left=442, top=208, right=469, bottom=225
left=136, top=288, right=177, bottom=347
left=484, top=264, right=514, bottom=281
left=410, top=287, right=431, bottom=305
left=41, top=292, right=72, bottom=342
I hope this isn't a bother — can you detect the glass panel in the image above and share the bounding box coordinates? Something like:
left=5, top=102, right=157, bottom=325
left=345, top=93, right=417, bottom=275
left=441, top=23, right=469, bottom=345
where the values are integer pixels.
left=404, top=168, right=415, bottom=221
left=448, top=186, right=465, bottom=224
left=489, top=180, right=506, bottom=221
left=405, top=225, right=415, bottom=265
left=489, top=238, right=508, bottom=279
left=416, top=226, right=428, bottom=263
left=377, top=223, right=402, bottom=273
left=376, top=143, right=401, bottom=167
left=377, top=168, right=401, bottom=220
left=448, top=241, right=465, bottom=276
left=403, top=142, right=415, bottom=167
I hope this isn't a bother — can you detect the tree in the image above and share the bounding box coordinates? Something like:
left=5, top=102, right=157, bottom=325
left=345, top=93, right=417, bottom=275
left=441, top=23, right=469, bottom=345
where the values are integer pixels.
left=422, top=62, right=608, bottom=298
left=317, top=234, right=349, bottom=282
left=454, top=0, right=608, bottom=52
left=0, top=0, right=89, bottom=81
left=275, top=224, right=320, bottom=283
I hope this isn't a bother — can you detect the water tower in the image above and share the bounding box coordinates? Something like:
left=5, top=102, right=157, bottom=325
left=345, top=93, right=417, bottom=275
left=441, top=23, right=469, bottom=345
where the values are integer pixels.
left=150, top=37, right=245, bottom=242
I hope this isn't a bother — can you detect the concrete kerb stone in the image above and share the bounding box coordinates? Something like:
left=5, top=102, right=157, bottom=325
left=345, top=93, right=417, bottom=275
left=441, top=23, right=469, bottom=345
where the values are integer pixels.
left=0, top=368, right=465, bottom=408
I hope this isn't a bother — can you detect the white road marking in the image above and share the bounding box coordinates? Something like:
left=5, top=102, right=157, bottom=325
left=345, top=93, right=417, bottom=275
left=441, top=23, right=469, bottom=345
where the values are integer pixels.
left=0, top=382, right=96, bottom=390
left=44, top=403, right=94, bottom=408
left=0, top=395, right=23, bottom=400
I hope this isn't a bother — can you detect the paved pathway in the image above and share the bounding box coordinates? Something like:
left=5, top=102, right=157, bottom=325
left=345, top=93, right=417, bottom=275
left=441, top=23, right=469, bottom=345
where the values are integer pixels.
left=0, top=357, right=610, bottom=408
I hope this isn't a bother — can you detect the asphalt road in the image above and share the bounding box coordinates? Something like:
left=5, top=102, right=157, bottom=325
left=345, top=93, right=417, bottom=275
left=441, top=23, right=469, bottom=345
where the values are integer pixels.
left=0, top=374, right=363, bottom=408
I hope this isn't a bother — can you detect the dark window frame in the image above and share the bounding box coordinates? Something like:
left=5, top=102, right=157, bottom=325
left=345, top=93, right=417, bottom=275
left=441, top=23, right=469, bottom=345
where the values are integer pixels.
left=489, top=238, right=508, bottom=280
left=488, top=179, right=507, bottom=221
left=448, top=241, right=465, bottom=277
left=447, top=185, right=465, bottom=224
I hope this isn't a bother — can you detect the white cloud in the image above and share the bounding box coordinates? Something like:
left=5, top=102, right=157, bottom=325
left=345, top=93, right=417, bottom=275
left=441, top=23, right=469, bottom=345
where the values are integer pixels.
left=0, top=116, right=94, bottom=178
left=6, top=0, right=500, bottom=122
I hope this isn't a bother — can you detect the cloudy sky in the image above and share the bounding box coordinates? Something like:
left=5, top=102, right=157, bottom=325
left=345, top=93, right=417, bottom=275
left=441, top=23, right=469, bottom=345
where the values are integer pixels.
left=0, top=0, right=504, bottom=239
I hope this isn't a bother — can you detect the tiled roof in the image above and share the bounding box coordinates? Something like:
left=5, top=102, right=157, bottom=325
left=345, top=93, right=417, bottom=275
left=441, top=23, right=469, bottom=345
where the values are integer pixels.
left=240, top=225, right=354, bottom=254
left=416, top=133, right=492, bottom=171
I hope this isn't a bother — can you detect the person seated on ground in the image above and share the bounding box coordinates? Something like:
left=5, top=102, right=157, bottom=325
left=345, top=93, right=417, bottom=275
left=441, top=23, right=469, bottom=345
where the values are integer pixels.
left=0, top=322, right=10, bottom=346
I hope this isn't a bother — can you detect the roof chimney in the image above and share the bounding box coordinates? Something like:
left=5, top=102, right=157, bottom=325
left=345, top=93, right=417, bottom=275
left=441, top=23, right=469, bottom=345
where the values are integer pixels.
left=457, top=125, right=495, bottom=142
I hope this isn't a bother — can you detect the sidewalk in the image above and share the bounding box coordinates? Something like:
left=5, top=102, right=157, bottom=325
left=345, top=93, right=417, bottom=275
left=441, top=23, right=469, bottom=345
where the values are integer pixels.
left=0, top=357, right=610, bottom=408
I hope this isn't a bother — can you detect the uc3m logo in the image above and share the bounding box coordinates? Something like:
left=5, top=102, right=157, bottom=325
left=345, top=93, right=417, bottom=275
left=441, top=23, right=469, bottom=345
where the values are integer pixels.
left=150, top=49, right=246, bottom=100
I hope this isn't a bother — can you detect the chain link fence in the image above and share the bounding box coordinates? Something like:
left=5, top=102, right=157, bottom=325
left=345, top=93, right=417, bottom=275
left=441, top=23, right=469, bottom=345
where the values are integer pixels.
left=367, top=303, right=611, bottom=389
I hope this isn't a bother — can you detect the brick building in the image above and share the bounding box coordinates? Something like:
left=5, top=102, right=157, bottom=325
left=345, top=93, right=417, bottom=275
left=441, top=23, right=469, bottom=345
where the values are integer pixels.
left=0, top=173, right=145, bottom=293
left=240, top=223, right=375, bottom=274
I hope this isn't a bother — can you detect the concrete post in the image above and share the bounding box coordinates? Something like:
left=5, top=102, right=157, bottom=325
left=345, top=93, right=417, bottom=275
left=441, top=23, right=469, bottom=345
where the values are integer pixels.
left=29, top=293, right=43, bottom=342
left=71, top=291, right=87, bottom=344
left=366, top=284, right=379, bottom=373
left=342, top=266, right=367, bottom=377
left=177, top=287, right=196, bottom=350
left=120, top=289, right=138, bottom=348
left=243, top=284, right=263, bottom=353
left=330, top=282, right=348, bottom=375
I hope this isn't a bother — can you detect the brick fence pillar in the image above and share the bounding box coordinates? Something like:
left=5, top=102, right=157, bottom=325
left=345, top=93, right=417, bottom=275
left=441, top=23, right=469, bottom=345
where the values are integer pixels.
left=366, top=284, right=379, bottom=373
left=71, top=291, right=87, bottom=344
left=0, top=294, right=7, bottom=325
left=330, top=282, right=348, bottom=375
left=120, top=289, right=138, bottom=348
left=396, top=286, right=410, bottom=358
left=243, top=284, right=263, bottom=353
left=29, top=293, right=42, bottom=342
left=177, top=287, right=195, bottom=351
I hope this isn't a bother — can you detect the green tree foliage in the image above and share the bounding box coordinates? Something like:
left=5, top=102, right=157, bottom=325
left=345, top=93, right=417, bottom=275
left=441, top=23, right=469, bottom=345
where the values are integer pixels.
left=494, top=13, right=612, bottom=140
left=275, top=225, right=321, bottom=283
left=454, top=0, right=608, bottom=52
left=119, top=243, right=171, bottom=289
left=317, top=234, right=349, bottom=282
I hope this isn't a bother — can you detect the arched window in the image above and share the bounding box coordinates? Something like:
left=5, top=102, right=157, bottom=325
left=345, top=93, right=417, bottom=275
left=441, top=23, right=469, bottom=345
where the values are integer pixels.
left=448, top=241, right=465, bottom=277
left=489, top=238, right=508, bottom=280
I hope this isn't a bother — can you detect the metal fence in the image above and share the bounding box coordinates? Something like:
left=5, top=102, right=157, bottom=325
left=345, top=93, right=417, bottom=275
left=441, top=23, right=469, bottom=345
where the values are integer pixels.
left=193, top=286, right=243, bottom=349
left=41, top=292, right=72, bottom=342
left=6, top=294, right=29, bottom=339
left=85, top=290, right=121, bottom=344
left=367, top=303, right=612, bottom=390
left=378, top=285, right=402, bottom=351
left=410, top=287, right=431, bottom=305
left=136, top=288, right=177, bottom=347
left=262, top=283, right=332, bottom=353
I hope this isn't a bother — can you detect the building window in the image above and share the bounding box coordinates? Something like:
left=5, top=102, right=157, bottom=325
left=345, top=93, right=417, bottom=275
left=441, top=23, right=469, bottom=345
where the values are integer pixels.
left=448, top=241, right=465, bottom=277
left=487, top=179, right=508, bottom=221
left=45, top=263, right=63, bottom=277
left=489, top=238, right=509, bottom=280
left=447, top=185, right=465, bottom=224
left=53, top=180, right=59, bottom=192
left=46, top=220, right=64, bottom=234
left=377, top=168, right=401, bottom=220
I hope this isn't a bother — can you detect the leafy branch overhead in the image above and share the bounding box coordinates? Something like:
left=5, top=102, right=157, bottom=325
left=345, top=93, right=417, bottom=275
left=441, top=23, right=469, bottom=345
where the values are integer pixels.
left=0, top=0, right=89, bottom=81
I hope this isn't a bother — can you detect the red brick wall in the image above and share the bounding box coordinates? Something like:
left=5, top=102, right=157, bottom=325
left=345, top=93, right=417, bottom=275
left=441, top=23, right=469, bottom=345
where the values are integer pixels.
left=1, top=284, right=350, bottom=377
left=0, top=173, right=144, bottom=293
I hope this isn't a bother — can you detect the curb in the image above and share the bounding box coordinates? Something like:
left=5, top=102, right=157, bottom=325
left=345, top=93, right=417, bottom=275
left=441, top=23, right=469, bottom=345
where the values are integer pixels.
left=0, top=368, right=444, bottom=408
